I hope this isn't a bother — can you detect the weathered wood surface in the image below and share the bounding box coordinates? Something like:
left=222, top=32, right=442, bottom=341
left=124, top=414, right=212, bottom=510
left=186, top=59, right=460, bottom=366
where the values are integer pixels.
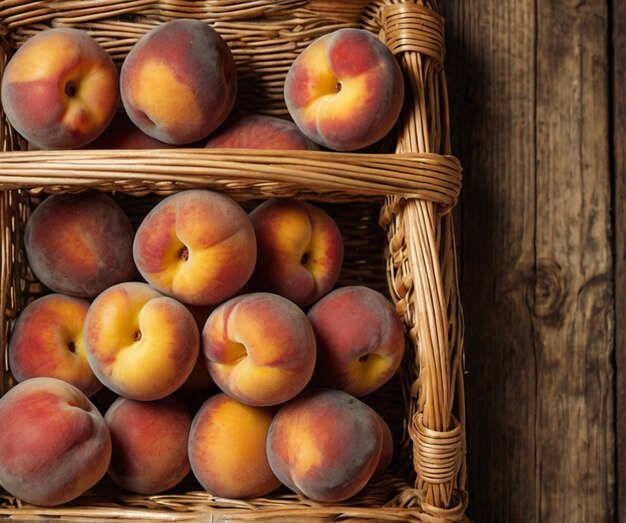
left=440, top=0, right=616, bottom=521
left=616, top=0, right=626, bottom=519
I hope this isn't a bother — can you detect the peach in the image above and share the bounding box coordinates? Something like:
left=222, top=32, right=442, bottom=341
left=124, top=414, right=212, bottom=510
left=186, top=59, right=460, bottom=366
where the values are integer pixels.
left=120, top=19, right=236, bottom=145
left=202, top=292, right=316, bottom=407
left=188, top=392, right=281, bottom=499
left=1, top=28, right=119, bottom=150
left=247, top=198, right=343, bottom=307
left=87, top=111, right=178, bottom=149
left=104, top=395, right=192, bottom=494
left=284, top=28, right=404, bottom=151
left=204, top=113, right=320, bottom=150
left=24, top=191, right=135, bottom=298
left=133, top=190, right=257, bottom=306
left=373, top=413, right=394, bottom=476
left=0, top=377, right=111, bottom=506
left=307, top=286, right=405, bottom=397
left=84, top=281, right=200, bottom=401
left=8, top=294, right=101, bottom=397
left=266, top=388, right=383, bottom=502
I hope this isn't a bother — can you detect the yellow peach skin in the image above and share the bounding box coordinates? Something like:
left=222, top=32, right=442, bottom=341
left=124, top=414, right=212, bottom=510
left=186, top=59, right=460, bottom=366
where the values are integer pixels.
left=248, top=198, right=344, bottom=307
left=84, top=281, right=200, bottom=401
left=189, top=393, right=282, bottom=499
left=8, top=294, right=102, bottom=397
left=284, top=28, right=404, bottom=151
left=202, top=292, right=317, bottom=406
left=133, top=190, right=257, bottom=306
left=1, top=28, right=119, bottom=150
left=0, top=377, right=112, bottom=506
left=266, top=388, right=383, bottom=502
left=307, top=285, right=406, bottom=397
left=120, top=19, right=236, bottom=144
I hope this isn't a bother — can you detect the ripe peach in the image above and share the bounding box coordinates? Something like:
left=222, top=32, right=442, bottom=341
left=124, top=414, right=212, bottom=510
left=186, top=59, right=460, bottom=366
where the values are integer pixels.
left=1, top=28, right=119, bottom=150
left=284, top=28, right=404, bottom=151
left=84, top=281, right=200, bottom=401
left=87, top=111, right=178, bottom=149
left=24, top=191, right=135, bottom=298
left=189, top=392, right=281, bottom=499
left=204, top=113, right=320, bottom=150
left=133, top=190, right=256, bottom=306
left=266, top=388, right=383, bottom=502
left=307, top=286, right=405, bottom=397
left=8, top=294, right=101, bottom=397
left=247, top=198, right=343, bottom=307
left=202, top=292, right=316, bottom=407
left=105, top=395, right=192, bottom=495
left=373, top=413, right=394, bottom=476
left=120, top=19, right=236, bottom=145
left=0, top=377, right=111, bottom=506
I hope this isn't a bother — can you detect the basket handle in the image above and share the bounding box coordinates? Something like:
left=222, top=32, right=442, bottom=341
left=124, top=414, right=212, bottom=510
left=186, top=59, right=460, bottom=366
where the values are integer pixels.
left=378, top=1, right=467, bottom=515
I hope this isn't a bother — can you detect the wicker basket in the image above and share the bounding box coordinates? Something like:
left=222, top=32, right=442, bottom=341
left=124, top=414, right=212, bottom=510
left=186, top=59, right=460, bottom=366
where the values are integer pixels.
left=0, top=1, right=466, bottom=521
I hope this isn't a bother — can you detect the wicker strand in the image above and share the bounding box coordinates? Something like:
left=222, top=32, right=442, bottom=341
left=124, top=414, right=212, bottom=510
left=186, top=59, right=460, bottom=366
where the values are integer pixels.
left=378, top=0, right=466, bottom=513
left=381, top=3, right=445, bottom=66
left=0, top=149, right=462, bottom=208
left=0, top=192, right=11, bottom=399
left=0, top=0, right=301, bottom=28
left=413, top=414, right=463, bottom=488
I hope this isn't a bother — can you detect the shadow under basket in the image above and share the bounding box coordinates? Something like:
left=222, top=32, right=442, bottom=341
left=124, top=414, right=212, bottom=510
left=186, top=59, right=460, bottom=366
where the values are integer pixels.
left=0, top=1, right=467, bottom=521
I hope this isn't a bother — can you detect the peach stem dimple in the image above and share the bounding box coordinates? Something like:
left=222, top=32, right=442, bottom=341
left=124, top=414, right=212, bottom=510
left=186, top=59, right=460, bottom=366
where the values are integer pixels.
left=335, top=82, right=342, bottom=92
left=300, top=252, right=310, bottom=265
left=132, top=329, right=142, bottom=342
left=65, top=80, right=77, bottom=98
left=180, top=246, right=189, bottom=261
left=67, top=341, right=76, bottom=353
left=359, top=354, right=369, bottom=363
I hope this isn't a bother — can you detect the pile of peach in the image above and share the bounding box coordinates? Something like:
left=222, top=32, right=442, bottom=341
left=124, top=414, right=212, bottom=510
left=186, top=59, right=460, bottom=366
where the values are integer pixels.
left=0, top=18, right=409, bottom=509
left=0, top=189, right=406, bottom=507
left=1, top=19, right=404, bottom=152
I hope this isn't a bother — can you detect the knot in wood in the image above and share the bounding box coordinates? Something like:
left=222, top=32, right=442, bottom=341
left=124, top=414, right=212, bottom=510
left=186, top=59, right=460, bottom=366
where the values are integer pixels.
left=379, top=3, right=445, bottom=66
left=526, top=258, right=566, bottom=318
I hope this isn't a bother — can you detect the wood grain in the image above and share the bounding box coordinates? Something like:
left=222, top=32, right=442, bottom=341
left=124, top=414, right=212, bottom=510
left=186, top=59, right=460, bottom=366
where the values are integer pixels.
left=441, top=0, right=615, bottom=520
left=614, top=0, right=626, bottom=519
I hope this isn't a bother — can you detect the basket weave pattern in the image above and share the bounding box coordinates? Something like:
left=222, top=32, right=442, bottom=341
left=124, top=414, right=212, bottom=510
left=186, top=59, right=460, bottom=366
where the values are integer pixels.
left=0, top=1, right=466, bottom=521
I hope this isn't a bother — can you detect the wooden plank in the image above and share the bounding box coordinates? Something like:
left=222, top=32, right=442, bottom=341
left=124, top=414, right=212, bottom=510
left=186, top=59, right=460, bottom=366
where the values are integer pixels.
left=440, top=0, right=614, bottom=520
left=613, top=0, right=626, bottom=519
left=533, top=2, right=613, bottom=520
left=442, top=1, right=539, bottom=519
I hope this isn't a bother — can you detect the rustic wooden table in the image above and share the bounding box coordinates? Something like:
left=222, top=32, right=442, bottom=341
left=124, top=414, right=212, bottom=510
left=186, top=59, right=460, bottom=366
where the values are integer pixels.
left=440, top=1, right=622, bottom=521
